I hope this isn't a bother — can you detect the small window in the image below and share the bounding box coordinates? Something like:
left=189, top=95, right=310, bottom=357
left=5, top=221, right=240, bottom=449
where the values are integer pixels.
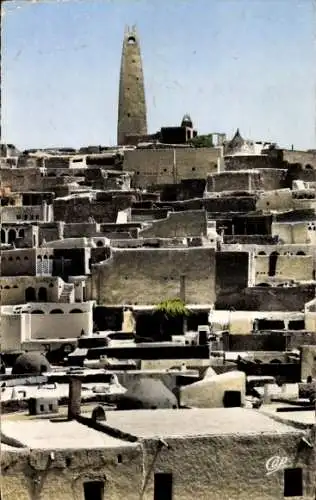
left=284, top=468, right=303, bottom=497
left=48, top=404, right=53, bottom=411
left=192, top=167, right=196, bottom=171
left=40, top=404, right=44, bottom=412
left=154, top=473, right=173, bottom=500
left=163, top=168, right=167, bottom=172
left=84, top=481, right=104, bottom=500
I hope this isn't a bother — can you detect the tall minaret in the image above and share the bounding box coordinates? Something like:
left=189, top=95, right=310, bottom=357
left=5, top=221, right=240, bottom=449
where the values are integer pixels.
left=117, top=25, right=147, bottom=145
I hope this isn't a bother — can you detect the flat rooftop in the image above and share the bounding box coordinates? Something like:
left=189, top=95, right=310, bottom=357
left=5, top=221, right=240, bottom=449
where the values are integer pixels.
left=103, top=408, right=304, bottom=439
left=2, top=419, right=137, bottom=450
left=260, top=403, right=314, bottom=428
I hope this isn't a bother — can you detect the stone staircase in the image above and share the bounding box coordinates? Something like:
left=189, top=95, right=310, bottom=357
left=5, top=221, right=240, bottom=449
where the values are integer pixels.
left=58, top=283, right=74, bottom=303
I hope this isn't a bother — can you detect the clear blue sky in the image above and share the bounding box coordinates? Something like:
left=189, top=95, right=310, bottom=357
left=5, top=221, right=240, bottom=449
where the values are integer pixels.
left=2, top=0, right=316, bottom=150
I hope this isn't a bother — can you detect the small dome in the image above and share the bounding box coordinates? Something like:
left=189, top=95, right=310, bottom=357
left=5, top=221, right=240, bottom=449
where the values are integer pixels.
left=181, top=114, right=193, bottom=128
left=12, top=352, right=51, bottom=375
left=116, top=378, right=178, bottom=410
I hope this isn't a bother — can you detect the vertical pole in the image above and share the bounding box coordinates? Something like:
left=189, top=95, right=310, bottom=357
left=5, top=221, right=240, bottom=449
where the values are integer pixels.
left=180, top=274, right=187, bottom=334
left=173, top=148, right=177, bottom=184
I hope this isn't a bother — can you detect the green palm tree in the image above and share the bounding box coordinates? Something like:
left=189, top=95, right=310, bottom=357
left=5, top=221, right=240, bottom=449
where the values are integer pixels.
left=155, top=299, right=190, bottom=338
left=155, top=298, right=190, bottom=317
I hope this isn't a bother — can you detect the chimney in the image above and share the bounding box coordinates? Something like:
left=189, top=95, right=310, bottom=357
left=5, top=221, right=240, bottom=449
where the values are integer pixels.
left=68, top=377, right=82, bottom=420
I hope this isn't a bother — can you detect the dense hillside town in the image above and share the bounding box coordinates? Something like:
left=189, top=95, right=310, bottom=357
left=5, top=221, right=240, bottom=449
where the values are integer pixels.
left=0, top=24, right=315, bottom=500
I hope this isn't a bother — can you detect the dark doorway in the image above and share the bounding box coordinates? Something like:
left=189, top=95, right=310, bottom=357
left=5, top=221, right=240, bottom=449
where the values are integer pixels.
left=8, top=229, right=16, bottom=244
left=268, top=251, right=279, bottom=277
left=84, top=481, right=104, bottom=500
left=25, top=287, right=36, bottom=302
left=223, top=390, right=242, bottom=408
left=283, top=468, right=303, bottom=497
left=38, top=287, right=48, bottom=302
left=1, top=229, right=5, bottom=243
left=154, top=473, right=173, bottom=500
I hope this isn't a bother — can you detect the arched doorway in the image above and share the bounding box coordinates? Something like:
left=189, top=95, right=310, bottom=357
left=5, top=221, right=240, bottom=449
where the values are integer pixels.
left=8, top=229, right=16, bottom=244
left=25, top=287, right=36, bottom=302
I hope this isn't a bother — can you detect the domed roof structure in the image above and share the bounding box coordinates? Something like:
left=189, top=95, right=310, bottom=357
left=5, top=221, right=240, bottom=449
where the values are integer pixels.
left=116, top=378, right=178, bottom=410
left=224, top=128, right=248, bottom=155
left=12, top=352, right=51, bottom=375
left=181, top=114, right=193, bottom=128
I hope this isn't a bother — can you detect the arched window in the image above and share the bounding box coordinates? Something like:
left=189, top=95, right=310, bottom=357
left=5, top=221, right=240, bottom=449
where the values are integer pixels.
left=1, top=229, right=5, bottom=243
left=18, top=229, right=25, bottom=239
left=25, top=287, right=36, bottom=302
left=69, top=309, right=83, bottom=313
left=31, top=310, right=44, bottom=314
left=296, top=251, right=306, bottom=256
left=38, top=287, right=48, bottom=302
left=37, top=256, right=42, bottom=261
left=258, top=251, right=266, bottom=255
left=4, top=285, right=10, bottom=290
left=50, top=309, right=64, bottom=314
left=8, top=229, right=16, bottom=244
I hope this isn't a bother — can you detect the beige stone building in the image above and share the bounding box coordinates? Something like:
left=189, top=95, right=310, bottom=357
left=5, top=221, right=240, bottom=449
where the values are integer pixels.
left=1, top=408, right=315, bottom=500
